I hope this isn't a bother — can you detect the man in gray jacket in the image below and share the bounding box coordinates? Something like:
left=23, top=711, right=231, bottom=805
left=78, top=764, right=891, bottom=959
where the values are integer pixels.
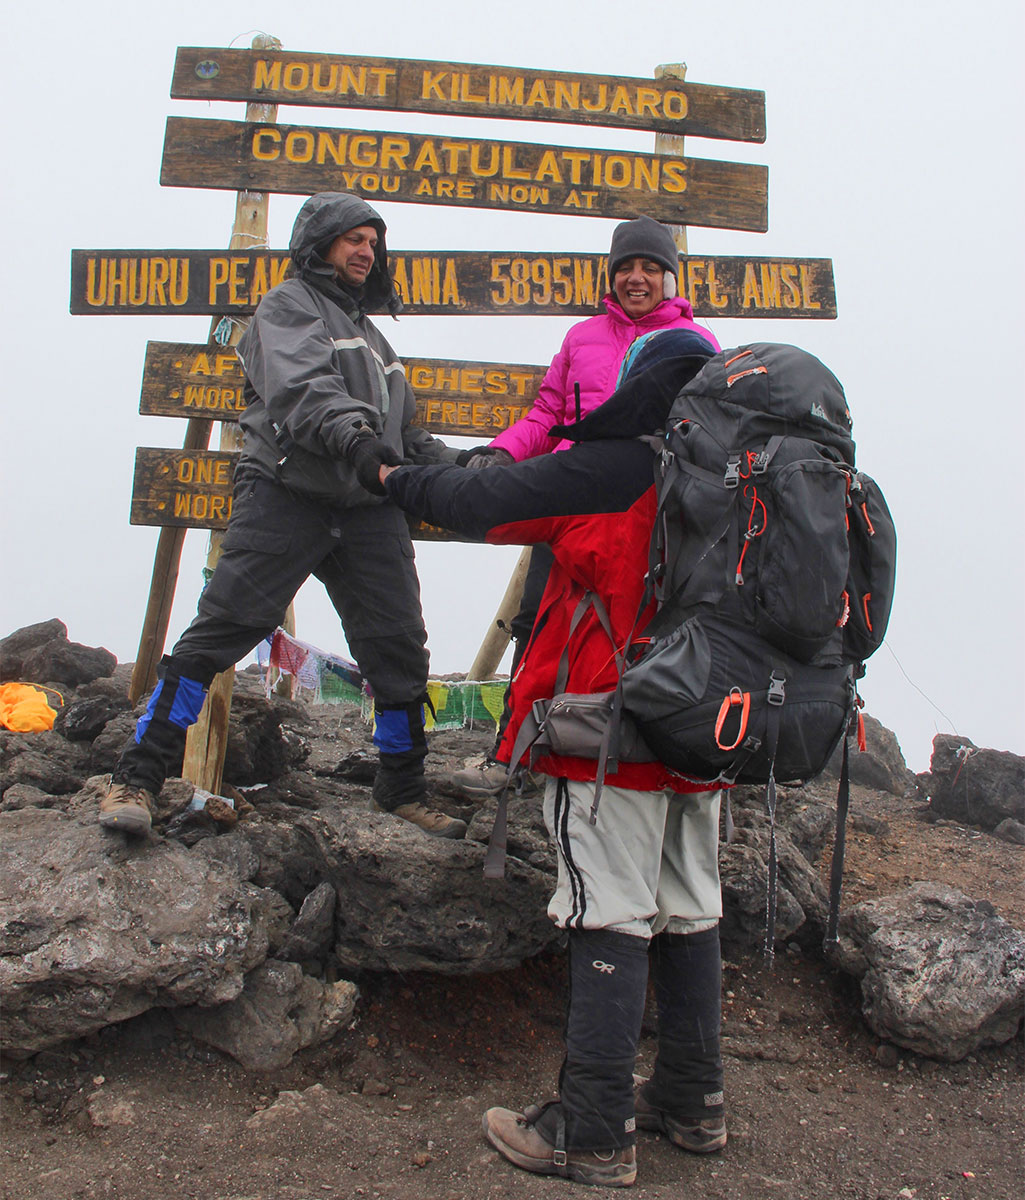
left=101, top=192, right=466, bottom=839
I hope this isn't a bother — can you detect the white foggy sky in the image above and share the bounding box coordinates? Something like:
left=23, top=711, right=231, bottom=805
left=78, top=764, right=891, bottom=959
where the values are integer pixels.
left=1, top=0, right=1022, bottom=772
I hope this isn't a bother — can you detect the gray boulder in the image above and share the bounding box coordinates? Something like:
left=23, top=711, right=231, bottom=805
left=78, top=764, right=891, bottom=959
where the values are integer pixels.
left=0, top=807, right=275, bottom=1055
left=920, top=736, right=1024, bottom=831
left=0, top=730, right=92, bottom=797
left=174, top=960, right=358, bottom=1070
left=828, top=881, right=1025, bottom=1060
left=822, top=713, right=913, bottom=796
left=0, top=619, right=116, bottom=686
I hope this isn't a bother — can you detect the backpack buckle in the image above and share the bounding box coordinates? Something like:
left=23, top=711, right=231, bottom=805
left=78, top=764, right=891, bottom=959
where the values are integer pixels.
left=724, top=455, right=742, bottom=488
left=767, top=672, right=786, bottom=705
left=750, top=449, right=770, bottom=474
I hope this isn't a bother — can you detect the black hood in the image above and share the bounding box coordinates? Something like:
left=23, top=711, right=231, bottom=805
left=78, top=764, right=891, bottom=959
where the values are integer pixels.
left=551, top=351, right=715, bottom=444
left=288, top=192, right=402, bottom=316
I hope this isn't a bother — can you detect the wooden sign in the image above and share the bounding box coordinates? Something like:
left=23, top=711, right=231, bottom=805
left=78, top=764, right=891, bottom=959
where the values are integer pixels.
left=72, top=250, right=834, bottom=318
left=131, top=448, right=457, bottom=540
left=160, top=117, right=768, bottom=232
left=171, top=48, right=766, bottom=143
left=139, top=341, right=544, bottom=434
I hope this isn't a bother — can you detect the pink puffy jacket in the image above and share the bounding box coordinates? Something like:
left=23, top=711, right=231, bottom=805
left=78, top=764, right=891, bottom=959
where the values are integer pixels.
left=490, top=294, right=720, bottom=461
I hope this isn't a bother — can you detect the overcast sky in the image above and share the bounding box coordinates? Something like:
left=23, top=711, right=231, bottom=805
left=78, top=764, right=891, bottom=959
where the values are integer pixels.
left=2, top=0, right=1022, bottom=771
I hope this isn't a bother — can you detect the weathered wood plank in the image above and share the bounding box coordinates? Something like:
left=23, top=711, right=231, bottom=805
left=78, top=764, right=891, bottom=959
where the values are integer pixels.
left=72, top=250, right=835, bottom=317
left=170, top=48, right=766, bottom=143
left=159, top=117, right=769, bottom=232
left=131, top=448, right=461, bottom=541
left=139, top=342, right=543, bottom=432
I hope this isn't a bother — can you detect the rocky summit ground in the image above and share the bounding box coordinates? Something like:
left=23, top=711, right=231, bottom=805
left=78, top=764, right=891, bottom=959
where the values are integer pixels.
left=1, top=715, right=1022, bottom=1200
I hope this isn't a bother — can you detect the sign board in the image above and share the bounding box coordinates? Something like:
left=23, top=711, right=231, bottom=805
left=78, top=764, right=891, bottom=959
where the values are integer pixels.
left=160, top=117, right=769, bottom=231
left=72, top=250, right=834, bottom=318
left=171, top=48, right=766, bottom=142
left=131, top=448, right=457, bottom=540
left=139, top=341, right=543, bottom=434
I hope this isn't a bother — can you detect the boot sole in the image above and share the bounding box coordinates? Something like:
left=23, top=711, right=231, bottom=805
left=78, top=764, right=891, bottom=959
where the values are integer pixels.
left=481, top=1112, right=637, bottom=1187
left=98, top=805, right=152, bottom=836
left=634, top=1110, right=727, bottom=1154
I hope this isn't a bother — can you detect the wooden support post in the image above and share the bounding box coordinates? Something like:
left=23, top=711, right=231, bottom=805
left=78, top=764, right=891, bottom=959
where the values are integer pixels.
left=181, top=34, right=281, bottom=793
left=465, top=547, right=532, bottom=681
left=655, top=63, right=689, bottom=255
left=129, top=421, right=210, bottom=703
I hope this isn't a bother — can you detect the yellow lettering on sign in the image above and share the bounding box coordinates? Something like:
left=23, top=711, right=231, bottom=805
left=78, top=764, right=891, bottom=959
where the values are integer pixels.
left=780, top=264, right=802, bottom=308
left=800, top=266, right=822, bottom=310
left=209, top=257, right=229, bottom=305
left=496, top=76, right=525, bottom=105
left=380, top=137, right=409, bottom=171
left=252, top=60, right=282, bottom=91
left=526, top=79, right=550, bottom=108
left=411, top=258, right=440, bottom=305
left=553, top=81, right=580, bottom=110
left=339, top=65, right=368, bottom=95
left=285, top=131, right=315, bottom=162
left=421, top=69, right=446, bottom=100
left=369, top=68, right=395, bottom=96
left=662, top=161, right=688, bottom=193
left=760, top=264, right=782, bottom=309
left=252, top=128, right=281, bottom=160
left=581, top=84, right=608, bottom=112
left=501, top=147, right=531, bottom=181
left=470, top=143, right=500, bottom=177
left=441, top=259, right=460, bottom=305
left=228, top=258, right=248, bottom=306
left=311, top=63, right=338, bottom=94
left=411, top=140, right=440, bottom=173
left=608, top=85, right=634, bottom=115
left=535, top=151, right=562, bottom=183
left=316, top=131, right=348, bottom=166
left=742, top=264, right=761, bottom=308
left=706, top=262, right=729, bottom=309
left=283, top=63, right=309, bottom=91
left=191, top=354, right=212, bottom=376
left=561, top=151, right=588, bottom=185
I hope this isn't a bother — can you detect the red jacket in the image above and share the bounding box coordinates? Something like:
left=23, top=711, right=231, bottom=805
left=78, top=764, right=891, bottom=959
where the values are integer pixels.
left=386, top=353, right=715, bottom=794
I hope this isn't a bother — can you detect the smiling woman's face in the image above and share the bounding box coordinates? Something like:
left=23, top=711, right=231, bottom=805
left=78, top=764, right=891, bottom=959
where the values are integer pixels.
left=613, top=256, right=664, bottom=318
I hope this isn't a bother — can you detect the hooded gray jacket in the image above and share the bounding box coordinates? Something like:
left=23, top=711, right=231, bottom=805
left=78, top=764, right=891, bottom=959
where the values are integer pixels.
left=235, top=192, right=458, bottom=505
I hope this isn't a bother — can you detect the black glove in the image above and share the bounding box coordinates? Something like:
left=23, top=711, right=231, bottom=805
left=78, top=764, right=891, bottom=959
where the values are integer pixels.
left=349, top=434, right=406, bottom=496
left=457, top=446, right=515, bottom=470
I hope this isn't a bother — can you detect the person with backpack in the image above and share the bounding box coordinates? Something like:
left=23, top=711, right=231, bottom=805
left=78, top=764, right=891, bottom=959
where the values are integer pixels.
left=450, top=216, right=720, bottom=800
left=380, top=330, right=726, bottom=1189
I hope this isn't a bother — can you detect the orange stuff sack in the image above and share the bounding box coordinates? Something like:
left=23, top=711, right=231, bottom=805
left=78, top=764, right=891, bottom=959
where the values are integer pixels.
left=0, top=683, right=58, bottom=732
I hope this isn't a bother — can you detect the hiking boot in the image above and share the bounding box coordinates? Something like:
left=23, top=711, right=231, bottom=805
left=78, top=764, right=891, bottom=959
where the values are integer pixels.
left=632, top=1075, right=727, bottom=1154
left=374, top=799, right=467, bottom=839
left=482, top=1105, right=636, bottom=1188
left=450, top=758, right=539, bottom=799
left=99, top=780, right=155, bottom=836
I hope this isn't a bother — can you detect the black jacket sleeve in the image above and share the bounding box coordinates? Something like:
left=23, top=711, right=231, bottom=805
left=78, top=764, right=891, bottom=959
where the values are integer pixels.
left=384, top=439, right=653, bottom=543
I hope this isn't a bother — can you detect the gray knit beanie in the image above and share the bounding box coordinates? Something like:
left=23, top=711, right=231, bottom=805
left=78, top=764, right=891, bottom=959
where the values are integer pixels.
left=606, top=216, right=680, bottom=290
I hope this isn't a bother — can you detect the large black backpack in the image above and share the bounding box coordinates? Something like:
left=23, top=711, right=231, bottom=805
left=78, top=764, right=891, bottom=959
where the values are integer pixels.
left=617, top=342, right=896, bottom=950
left=488, top=343, right=897, bottom=954
left=622, top=342, right=895, bottom=785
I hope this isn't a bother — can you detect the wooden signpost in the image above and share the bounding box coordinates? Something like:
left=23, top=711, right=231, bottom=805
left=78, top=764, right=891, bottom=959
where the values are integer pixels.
left=171, top=48, right=766, bottom=142
left=72, top=41, right=837, bottom=792
left=72, top=249, right=834, bottom=318
left=160, top=117, right=768, bottom=231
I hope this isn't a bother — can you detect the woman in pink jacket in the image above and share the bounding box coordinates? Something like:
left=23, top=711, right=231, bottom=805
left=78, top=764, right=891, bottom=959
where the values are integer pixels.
left=452, top=216, right=720, bottom=797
